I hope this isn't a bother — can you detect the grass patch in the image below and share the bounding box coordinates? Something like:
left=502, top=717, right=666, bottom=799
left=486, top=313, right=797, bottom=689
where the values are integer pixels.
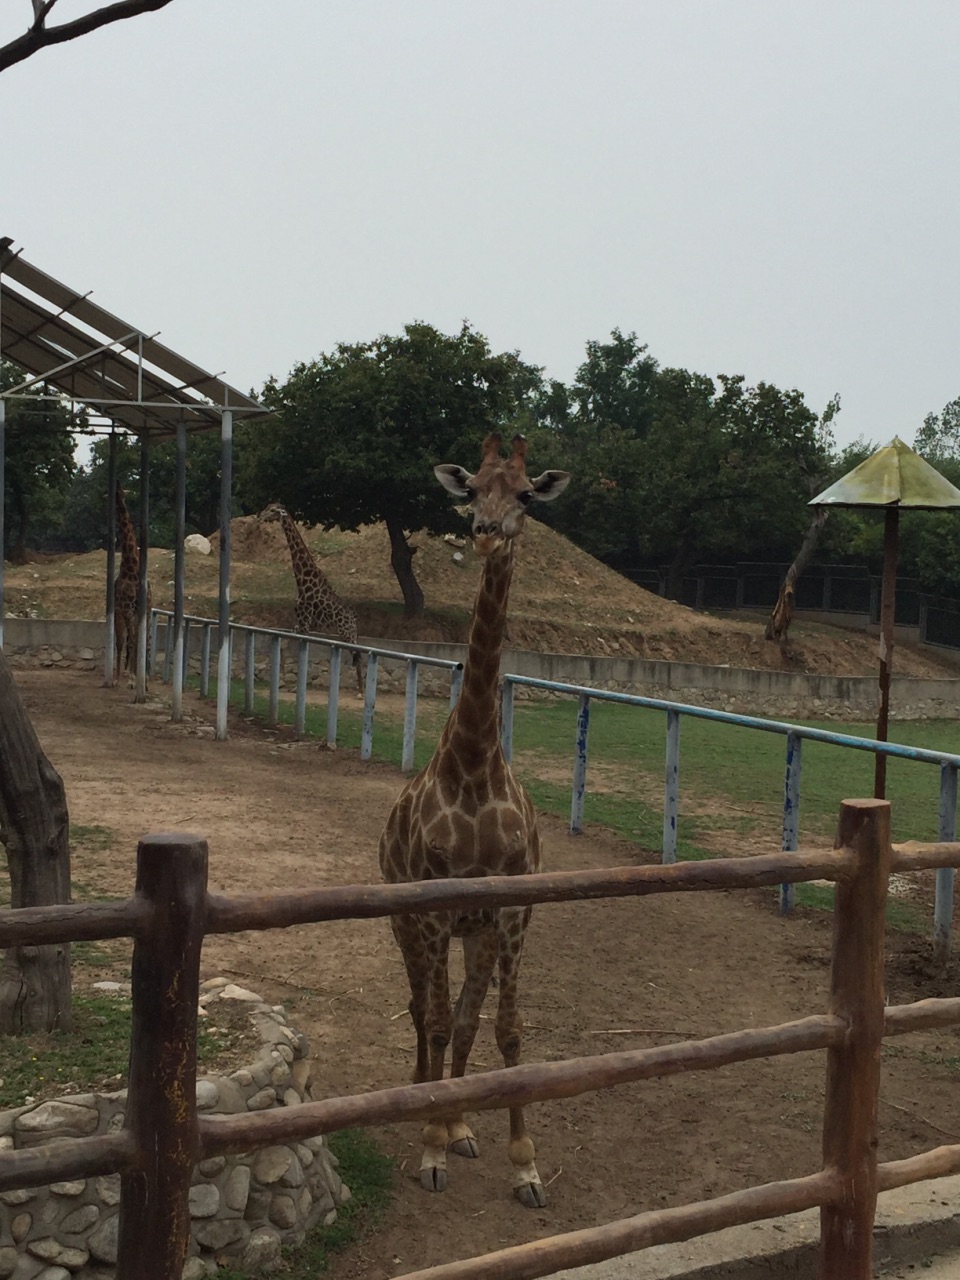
left=216, top=1128, right=395, bottom=1280
left=0, top=993, right=254, bottom=1110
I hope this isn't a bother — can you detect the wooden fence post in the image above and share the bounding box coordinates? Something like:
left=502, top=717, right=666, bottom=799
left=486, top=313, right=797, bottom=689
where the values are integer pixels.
left=819, top=799, right=891, bottom=1279
left=117, top=834, right=208, bottom=1280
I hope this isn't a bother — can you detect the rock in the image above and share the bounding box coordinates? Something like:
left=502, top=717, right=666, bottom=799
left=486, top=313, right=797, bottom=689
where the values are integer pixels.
left=223, top=1165, right=251, bottom=1214
left=219, top=984, right=262, bottom=1002
left=188, top=1183, right=220, bottom=1218
left=95, top=1175, right=121, bottom=1206
left=252, top=1146, right=292, bottom=1185
left=209, top=1076, right=246, bottom=1115
left=268, top=1195, right=298, bottom=1229
left=49, top=1181, right=86, bottom=1197
left=241, top=1226, right=282, bottom=1271
left=184, top=534, right=212, bottom=555
left=181, top=1259, right=210, bottom=1280
left=27, top=1239, right=62, bottom=1262
left=0, top=1190, right=32, bottom=1206
left=59, top=1204, right=99, bottom=1233
left=0, top=1248, right=16, bottom=1278
left=194, top=1219, right=245, bottom=1251
left=16, top=1102, right=99, bottom=1142
left=279, top=1153, right=305, bottom=1189
left=246, top=1087, right=277, bottom=1110
left=283, top=1088, right=301, bottom=1108
left=197, top=1156, right=226, bottom=1178
left=88, top=1212, right=119, bottom=1264
left=10, top=1214, right=30, bottom=1243
left=195, top=1080, right=219, bottom=1110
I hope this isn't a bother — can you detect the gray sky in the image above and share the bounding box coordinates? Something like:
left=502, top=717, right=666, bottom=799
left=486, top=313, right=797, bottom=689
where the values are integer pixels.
left=4, top=1, right=960, bottom=452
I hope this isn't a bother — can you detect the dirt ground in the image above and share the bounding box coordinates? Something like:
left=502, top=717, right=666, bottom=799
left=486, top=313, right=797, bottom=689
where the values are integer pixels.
left=12, top=667, right=960, bottom=1279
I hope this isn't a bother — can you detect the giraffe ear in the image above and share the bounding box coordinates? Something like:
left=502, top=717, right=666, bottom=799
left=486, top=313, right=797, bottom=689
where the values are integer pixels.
left=529, top=470, right=571, bottom=502
left=434, top=465, right=474, bottom=498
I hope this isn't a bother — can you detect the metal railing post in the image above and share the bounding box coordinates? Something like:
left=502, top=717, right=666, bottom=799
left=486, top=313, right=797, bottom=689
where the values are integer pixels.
left=570, top=694, right=591, bottom=834
left=162, top=615, right=173, bottom=684
left=819, top=798, right=890, bottom=1277
left=450, top=664, right=463, bottom=710
left=199, top=624, right=211, bottom=699
left=780, top=731, right=803, bottom=915
left=244, top=631, right=256, bottom=716
left=149, top=610, right=159, bottom=679
left=662, top=709, right=680, bottom=864
left=933, top=763, right=958, bottom=964
left=295, top=639, right=309, bottom=737
left=268, top=635, right=282, bottom=727
left=117, top=833, right=207, bottom=1280
left=360, top=653, right=379, bottom=761
left=402, top=661, right=419, bottom=774
left=327, top=646, right=342, bottom=748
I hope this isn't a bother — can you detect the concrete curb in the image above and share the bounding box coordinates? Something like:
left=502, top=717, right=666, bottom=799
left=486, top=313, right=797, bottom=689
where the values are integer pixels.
left=555, top=1175, right=960, bottom=1279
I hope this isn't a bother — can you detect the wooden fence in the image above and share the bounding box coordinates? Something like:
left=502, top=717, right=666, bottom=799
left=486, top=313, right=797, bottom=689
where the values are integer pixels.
left=0, top=799, right=959, bottom=1279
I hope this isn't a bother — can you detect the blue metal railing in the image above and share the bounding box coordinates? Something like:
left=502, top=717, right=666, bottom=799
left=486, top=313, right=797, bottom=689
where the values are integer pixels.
left=150, top=610, right=462, bottom=773
left=500, top=674, right=960, bottom=952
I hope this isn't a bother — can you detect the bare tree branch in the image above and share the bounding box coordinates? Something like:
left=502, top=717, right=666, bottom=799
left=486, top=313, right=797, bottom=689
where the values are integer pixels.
left=2, top=0, right=176, bottom=74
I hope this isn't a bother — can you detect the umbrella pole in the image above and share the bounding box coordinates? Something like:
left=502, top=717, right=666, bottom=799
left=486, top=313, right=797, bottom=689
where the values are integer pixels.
left=874, top=506, right=899, bottom=799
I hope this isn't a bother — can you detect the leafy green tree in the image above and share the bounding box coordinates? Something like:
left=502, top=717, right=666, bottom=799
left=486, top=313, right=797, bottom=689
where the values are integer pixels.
left=249, top=322, right=544, bottom=617
left=2, top=363, right=77, bottom=562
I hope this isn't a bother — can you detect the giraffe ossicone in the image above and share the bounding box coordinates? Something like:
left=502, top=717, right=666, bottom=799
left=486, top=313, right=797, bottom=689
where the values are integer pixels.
left=378, top=432, right=570, bottom=1206
left=258, top=503, right=364, bottom=695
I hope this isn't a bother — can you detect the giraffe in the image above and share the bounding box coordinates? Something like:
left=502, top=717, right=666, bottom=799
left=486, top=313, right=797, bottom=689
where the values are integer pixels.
left=378, top=432, right=570, bottom=1207
left=114, top=483, right=151, bottom=684
left=258, top=503, right=364, bottom=695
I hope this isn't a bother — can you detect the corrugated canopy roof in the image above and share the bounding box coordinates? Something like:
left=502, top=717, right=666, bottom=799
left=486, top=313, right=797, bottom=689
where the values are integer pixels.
left=810, top=436, right=960, bottom=510
left=0, top=236, right=270, bottom=441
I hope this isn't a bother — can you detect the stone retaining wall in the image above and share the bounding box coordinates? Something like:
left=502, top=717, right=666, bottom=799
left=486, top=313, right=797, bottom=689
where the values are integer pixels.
left=4, top=619, right=958, bottom=721
left=0, top=979, right=349, bottom=1279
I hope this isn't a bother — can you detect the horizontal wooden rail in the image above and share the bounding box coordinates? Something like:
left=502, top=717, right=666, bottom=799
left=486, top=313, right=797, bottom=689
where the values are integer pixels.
left=884, top=997, right=960, bottom=1036
left=891, top=841, right=960, bottom=872
left=0, top=898, right=149, bottom=949
left=393, top=1169, right=843, bottom=1280
left=877, top=1143, right=960, bottom=1191
left=0, top=1133, right=137, bottom=1193
left=206, top=848, right=857, bottom=933
left=199, top=1014, right=846, bottom=1157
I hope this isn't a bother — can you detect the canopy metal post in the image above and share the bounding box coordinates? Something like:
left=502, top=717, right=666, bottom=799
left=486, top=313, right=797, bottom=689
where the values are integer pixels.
left=216, top=409, right=233, bottom=740
left=873, top=507, right=898, bottom=799
left=0, top=396, right=5, bottom=650
left=104, top=430, right=118, bottom=686
left=171, top=420, right=187, bottom=721
left=135, top=432, right=150, bottom=704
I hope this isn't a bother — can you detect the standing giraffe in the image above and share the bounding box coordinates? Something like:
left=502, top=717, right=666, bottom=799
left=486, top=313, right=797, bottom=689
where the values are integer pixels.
left=378, top=433, right=570, bottom=1206
left=114, top=483, right=150, bottom=684
left=258, top=503, right=364, bottom=695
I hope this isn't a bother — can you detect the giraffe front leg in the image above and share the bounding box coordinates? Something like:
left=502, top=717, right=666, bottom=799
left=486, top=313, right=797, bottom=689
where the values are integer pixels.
left=496, top=911, right=545, bottom=1208
left=419, top=928, right=452, bottom=1192
left=447, top=932, right=498, bottom=1160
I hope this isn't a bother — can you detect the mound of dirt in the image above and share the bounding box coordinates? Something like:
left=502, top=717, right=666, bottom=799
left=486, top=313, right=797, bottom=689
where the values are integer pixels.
left=6, top=514, right=958, bottom=681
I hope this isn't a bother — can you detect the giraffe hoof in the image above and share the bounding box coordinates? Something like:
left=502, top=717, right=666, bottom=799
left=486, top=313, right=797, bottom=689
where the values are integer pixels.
left=420, top=1166, right=448, bottom=1193
left=514, top=1179, right=546, bottom=1209
left=449, top=1135, right=480, bottom=1159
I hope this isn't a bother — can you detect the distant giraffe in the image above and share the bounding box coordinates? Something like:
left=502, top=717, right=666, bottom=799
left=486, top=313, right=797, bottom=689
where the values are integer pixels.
left=378, top=433, right=570, bottom=1206
left=258, top=503, right=364, bottom=695
left=114, top=484, right=151, bottom=684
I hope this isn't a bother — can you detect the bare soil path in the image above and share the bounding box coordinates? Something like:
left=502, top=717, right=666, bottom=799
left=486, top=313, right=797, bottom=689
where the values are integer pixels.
left=13, top=668, right=960, bottom=1279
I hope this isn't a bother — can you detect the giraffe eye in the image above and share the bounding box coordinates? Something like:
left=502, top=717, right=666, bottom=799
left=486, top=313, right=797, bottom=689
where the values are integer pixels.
left=518, top=490, right=532, bottom=505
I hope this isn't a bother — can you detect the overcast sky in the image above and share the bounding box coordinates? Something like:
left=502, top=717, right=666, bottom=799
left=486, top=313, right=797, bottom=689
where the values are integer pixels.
left=4, top=1, right=960, bottom=452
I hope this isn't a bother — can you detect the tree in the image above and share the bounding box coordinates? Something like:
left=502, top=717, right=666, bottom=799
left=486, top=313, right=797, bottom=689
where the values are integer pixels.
left=250, top=322, right=543, bottom=617
left=0, top=648, right=72, bottom=1032
left=2, top=362, right=77, bottom=562
left=0, top=0, right=176, bottom=74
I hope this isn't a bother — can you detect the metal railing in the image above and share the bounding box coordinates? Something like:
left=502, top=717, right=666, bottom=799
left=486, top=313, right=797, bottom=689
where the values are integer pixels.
left=150, top=610, right=462, bottom=773
left=501, top=675, right=960, bottom=956
left=0, top=804, right=958, bottom=1278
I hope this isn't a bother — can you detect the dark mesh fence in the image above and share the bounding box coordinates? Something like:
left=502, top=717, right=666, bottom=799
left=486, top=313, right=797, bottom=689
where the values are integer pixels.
left=924, top=600, right=960, bottom=649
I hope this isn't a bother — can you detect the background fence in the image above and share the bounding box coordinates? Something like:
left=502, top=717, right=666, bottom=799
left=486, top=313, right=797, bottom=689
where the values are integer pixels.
left=0, top=803, right=959, bottom=1278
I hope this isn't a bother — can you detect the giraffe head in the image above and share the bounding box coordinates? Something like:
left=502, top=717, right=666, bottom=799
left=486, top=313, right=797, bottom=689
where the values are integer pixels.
left=435, top=433, right=570, bottom=558
left=258, top=503, right=288, bottom=524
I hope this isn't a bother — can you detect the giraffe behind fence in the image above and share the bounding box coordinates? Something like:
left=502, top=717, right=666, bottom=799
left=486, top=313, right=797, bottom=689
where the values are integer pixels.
left=114, top=484, right=151, bottom=684
left=378, top=432, right=571, bottom=1206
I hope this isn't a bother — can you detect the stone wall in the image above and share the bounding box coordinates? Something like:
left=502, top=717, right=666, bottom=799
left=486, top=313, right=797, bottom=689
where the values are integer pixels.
left=0, top=980, right=349, bottom=1280
left=4, top=618, right=958, bottom=721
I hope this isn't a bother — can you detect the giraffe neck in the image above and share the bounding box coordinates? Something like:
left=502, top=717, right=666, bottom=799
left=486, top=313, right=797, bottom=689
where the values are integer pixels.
left=116, top=491, right=139, bottom=579
left=279, top=512, right=329, bottom=591
left=443, top=542, right=515, bottom=764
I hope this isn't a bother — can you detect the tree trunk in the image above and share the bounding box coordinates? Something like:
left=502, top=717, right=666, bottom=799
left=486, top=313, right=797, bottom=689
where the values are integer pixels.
left=385, top=514, right=425, bottom=619
left=665, top=530, right=696, bottom=601
left=0, top=649, right=72, bottom=1032
left=765, top=508, right=829, bottom=643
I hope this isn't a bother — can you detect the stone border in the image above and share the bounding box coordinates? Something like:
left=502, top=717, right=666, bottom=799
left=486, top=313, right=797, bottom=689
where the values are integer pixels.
left=0, top=979, right=349, bottom=1279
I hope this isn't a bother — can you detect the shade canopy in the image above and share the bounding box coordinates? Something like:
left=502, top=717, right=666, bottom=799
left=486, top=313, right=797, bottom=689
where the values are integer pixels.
left=810, top=437, right=960, bottom=510
left=0, top=236, right=269, bottom=441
